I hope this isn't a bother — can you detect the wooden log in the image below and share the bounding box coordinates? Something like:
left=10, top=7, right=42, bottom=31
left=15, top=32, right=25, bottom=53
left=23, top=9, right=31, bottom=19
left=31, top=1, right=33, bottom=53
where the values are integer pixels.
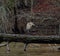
left=0, top=33, right=60, bottom=44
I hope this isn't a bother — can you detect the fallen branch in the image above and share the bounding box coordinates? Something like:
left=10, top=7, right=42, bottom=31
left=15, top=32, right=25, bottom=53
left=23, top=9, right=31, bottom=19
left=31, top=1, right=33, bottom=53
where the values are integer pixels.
left=0, top=33, right=60, bottom=51
left=0, top=33, right=60, bottom=44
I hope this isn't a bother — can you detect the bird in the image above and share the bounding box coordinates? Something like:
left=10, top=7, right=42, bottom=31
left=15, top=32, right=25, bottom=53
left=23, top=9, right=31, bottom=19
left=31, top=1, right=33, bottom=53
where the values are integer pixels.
left=26, top=21, right=35, bottom=34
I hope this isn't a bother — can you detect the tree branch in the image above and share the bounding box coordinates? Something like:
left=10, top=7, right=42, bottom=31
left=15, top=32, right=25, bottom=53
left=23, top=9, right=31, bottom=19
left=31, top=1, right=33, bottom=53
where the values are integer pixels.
left=0, top=33, right=60, bottom=44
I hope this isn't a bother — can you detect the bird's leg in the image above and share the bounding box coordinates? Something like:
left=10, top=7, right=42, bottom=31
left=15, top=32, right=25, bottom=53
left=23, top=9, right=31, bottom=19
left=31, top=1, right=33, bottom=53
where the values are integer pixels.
left=6, top=42, right=10, bottom=53
left=24, top=43, right=28, bottom=51
left=0, top=42, right=10, bottom=53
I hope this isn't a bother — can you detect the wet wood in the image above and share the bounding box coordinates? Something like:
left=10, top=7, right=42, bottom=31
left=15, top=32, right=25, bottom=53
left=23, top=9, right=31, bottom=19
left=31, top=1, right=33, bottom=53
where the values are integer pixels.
left=0, top=33, right=60, bottom=44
